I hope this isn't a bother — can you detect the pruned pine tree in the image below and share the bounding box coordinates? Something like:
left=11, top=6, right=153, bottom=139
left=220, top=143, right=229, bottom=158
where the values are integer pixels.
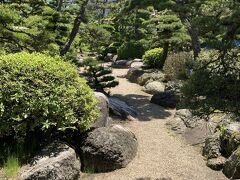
left=83, top=58, right=119, bottom=94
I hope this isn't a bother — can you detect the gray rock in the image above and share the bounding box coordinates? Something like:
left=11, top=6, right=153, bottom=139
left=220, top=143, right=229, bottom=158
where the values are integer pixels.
left=223, top=146, right=240, bottom=179
left=93, top=92, right=109, bottom=128
left=143, top=81, right=165, bottom=94
left=203, top=132, right=221, bottom=159
left=150, top=91, right=178, bottom=108
left=207, top=156, right=226, bottom=171
left=165, top=80, right=183, bottom=94
left=105, top=53, right=114, bottom=62
left=126, top=68, right=144, bottom=83
left=109, top=97, right=138, bottom=120
left=166, top=109, right=193, bottom=134
left=166, top=117, right=187, bottom=134
left=112, top=60, right=132, bottom=68
left=208, top=113, right=234, bottom=133
left=80, top=125, right=138, bottom=172
left=131, top=59, right=143, bottom=68
left=137, top=72, right=166, bottom=86
left=175, top=109, right=192, bottom=119
left=175, top=109, right=196, bottom=128
left=112, top=55, right=118, bottom=62
left=132, top=58, right=142, bottom=62
left=18, top=142, right=80, bottom=180
left=130, top=61, right=144, bottom=68
left=221, top=122, right=240, bottom=156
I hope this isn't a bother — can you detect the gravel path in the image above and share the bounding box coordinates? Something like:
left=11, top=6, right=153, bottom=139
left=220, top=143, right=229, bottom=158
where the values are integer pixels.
left=81, top=68, right=227, bottom=180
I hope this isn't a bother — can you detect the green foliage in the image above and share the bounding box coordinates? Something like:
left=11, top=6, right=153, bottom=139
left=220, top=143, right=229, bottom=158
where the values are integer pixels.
left=118, top=41, right=145, bottom=59
left=79, top=23, right=112, bottom=53
left=83, top=58, right=119, bottom=92
left=182, top=49, right=240, bottom=115
left=163, top=52, right=194, bottom=80
left=143, top=48, right=164, bottom=69
left=3, top=154, right=20, bottom=178
left=0, top=52, right=99, bottom=140
left=0, top=1, right=78, bottom=58
left=103, top=42, right=121, bottom=55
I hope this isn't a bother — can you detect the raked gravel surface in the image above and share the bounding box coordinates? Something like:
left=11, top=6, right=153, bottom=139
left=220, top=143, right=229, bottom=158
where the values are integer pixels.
left=81, top=68, right=227, bottom=180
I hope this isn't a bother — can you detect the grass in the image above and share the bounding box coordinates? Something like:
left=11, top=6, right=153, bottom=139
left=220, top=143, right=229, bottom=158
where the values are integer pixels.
left=3, top=154, right=20, bottom=178
left=83, top=164, right=95, bottom=173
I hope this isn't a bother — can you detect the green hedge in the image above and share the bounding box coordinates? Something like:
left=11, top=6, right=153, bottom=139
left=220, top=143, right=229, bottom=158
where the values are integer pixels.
left=0, top=52, right=99, bottom=139
left=143, top=48, right=164, bottom=68
left=117, top=41, right=145, bottom=59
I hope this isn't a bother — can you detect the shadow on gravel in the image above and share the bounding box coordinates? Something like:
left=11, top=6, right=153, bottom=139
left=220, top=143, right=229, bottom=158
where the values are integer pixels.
left=113, top=94, right=172, bottom=121
left=136, top=177, right=172, bottom=180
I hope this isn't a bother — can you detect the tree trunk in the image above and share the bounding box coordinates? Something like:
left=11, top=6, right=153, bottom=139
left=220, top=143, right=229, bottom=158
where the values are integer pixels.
left=187, top=23, right=201, bottom=59
left=158, top=42, right=169, bottom=70
left=60, top=0, right=89, bottom=56
left=57, top=0, right=63, bottom=11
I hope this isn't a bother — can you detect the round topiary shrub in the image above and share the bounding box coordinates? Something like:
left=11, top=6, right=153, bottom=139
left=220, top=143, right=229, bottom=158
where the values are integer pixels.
left=143, top=48, right=164, bottom=69
left=0, top=52, right=99, bottom=139
left=117, top=41, right=145, bottom=59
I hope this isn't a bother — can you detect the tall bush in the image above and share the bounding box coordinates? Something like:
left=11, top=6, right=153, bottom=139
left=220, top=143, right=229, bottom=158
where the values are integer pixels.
left=0, top=52, right=99, bottom=140
left=117, top=41, right=145, bottom=59
left=163, top=52, right=194, bottom=80
left=182, top=50, right=240, bottom=115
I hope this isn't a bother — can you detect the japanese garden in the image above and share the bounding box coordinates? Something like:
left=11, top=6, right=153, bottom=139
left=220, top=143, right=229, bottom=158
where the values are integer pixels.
left=0, top=0, right=240, bottom=179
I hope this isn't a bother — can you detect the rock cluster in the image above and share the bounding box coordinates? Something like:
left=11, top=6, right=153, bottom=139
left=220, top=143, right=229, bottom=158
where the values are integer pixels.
left=17, top=92, right=138, bottom=178
left=202, top=119, right=240, bottom=178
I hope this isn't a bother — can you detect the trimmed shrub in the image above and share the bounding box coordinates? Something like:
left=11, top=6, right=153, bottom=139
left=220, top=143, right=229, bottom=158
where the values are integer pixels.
left=143, top=48, right=164, bottom=69
left=163, top=52, right=194, bottom=80
left=0, top=52, right=99, bottom=140
left=117, top=41, right=145, bottom=59
left=82, top=58, right=119, bottom=93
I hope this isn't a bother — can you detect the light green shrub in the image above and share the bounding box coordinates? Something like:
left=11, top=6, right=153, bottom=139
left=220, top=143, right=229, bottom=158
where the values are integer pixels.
left=0, top=52, right=99, bottom=140
left=143, top=48, right=164, bottom=69
left=3, top=154, right=20, bottom=178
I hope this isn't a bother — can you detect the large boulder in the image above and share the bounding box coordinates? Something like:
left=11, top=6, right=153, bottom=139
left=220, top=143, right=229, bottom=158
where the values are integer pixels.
left=203, top=132, right=221, bottom=159
left=80, top=125, right=138, bottom=172
left=18, top=142, right=80, bottom=180
left=112, top=60, right=132, bottom=68
left=150, top=91, right=178, bottom=108
left=126, top=68, right=144, bottom=83
left=109, top=97, right=138, bottom=120
left=137, top=71, right=166, bottom=86
left=223, top=146, right=240, bottom=179
left=93, top=92, right=109, bottom=128
left=143, top=81, right=165, bottom=94
left=221, top=122, right=240, bottom=156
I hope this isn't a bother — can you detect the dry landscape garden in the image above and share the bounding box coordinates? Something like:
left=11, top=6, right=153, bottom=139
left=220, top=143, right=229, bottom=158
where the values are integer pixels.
left=0, top=0, right=240, bottom=179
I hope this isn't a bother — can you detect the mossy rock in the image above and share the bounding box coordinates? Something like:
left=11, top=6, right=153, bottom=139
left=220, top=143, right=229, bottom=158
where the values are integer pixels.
left=137, top=71, right=166, bottom=86
left=223, top=146, right=240, bottom=179
left=221, top=122, right=240, bottom=157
